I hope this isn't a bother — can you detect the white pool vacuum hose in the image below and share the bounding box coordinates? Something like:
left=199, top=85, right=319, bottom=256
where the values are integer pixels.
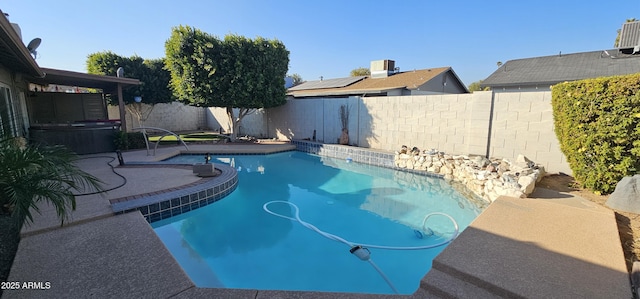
left=263, top=200, right=460, bottom=294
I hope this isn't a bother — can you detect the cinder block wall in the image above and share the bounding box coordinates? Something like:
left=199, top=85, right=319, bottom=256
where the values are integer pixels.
left=261, top=91, right=570, bottom=174
left=128, top=91, right=571, bottom=175
left=108, top=102, right=206, bottom=132
left=488, top=91, right=571, bottom=174
left=205, top=107, right=268, bottom=137
left=354, top=93, right=492, bottom=156
left=265, top=97, right=355, bottom=143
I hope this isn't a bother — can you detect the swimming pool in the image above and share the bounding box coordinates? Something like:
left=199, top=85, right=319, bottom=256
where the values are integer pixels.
left=152, top=151, right=486, bottom=294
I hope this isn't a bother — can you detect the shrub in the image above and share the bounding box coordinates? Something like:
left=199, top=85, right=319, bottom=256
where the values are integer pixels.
left=552, top=74, right=640, bottom=194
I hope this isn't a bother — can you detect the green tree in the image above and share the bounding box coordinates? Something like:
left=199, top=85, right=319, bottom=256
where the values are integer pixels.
left=614, top=18, right=638, bottom=47
left=86, top=51, right=174, bottom=106
left=289, top=73, right=303, bottom=86
left=0, top=137, right=103, bottom=229
left=468, top=80, right=484, bottom=92
left=350, top=67, right=370, bottom=77
left=87, top=51, right=174, bottom=128
left=165, top=26, right=289, bottom=141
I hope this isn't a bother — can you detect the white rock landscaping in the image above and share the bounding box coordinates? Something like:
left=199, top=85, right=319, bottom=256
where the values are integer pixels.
left=394, top=147, right=545, bottom=202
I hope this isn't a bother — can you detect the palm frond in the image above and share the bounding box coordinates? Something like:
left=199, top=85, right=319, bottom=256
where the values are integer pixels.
left=0, top=138, right=104, bottom=228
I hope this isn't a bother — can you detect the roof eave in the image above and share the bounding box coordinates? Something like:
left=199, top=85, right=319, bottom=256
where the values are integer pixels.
left=29, top=68, right=141, bottom=92
left=289, top=87, right=404, bottom=98
left=0, top=11, right=44, bottom=78
left=482, top=80, right=563, bottom=88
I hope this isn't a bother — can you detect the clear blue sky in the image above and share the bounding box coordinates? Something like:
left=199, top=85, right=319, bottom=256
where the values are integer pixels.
left=1, top=1, right=635, bottom=85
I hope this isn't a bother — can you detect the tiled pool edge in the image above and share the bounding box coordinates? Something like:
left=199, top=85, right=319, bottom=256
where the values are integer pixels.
left=111, top=164, right=238, bottom=223
left=291, top=140, right=444, bottom=178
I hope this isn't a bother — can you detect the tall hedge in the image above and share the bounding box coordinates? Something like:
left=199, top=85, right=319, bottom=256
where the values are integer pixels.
left=552, top=74, right=640, bottom=194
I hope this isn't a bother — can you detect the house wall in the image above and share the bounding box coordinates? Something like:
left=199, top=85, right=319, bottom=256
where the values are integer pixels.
left=416, top=71, right=467, bottom=94
left=0, top=67, right=30, bottom=138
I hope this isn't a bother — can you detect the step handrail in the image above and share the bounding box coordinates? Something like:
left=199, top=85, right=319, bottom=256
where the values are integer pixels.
left=132, top=126, right=190, bottom=156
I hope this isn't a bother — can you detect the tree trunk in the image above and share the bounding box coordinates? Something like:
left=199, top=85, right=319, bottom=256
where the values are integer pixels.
left=226, top=107, right=255, bottom=142
left=226, top=106, right=238, bottom=142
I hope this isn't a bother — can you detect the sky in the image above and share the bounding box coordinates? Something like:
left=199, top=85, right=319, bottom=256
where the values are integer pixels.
left=1, top=1, right=636, bottom=86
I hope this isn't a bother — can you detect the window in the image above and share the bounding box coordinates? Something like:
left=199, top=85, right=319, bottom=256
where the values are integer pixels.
left=0, top=83, right=17, bottom=138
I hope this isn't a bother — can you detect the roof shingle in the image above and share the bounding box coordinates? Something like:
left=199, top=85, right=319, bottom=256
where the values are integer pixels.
left=288, top=67, right=451, bottom=97
left=482, top=50, right=640, bottom=87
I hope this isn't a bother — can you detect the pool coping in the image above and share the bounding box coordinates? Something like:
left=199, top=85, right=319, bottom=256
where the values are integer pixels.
left=110, top=163, right=238, bottom=223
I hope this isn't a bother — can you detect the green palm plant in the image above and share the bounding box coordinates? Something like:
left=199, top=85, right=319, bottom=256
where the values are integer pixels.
left=0, top=138, right=104, bottom=229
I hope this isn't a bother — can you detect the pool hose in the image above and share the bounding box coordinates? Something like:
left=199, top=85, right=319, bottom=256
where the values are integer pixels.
left=263, top=200, right=460, bottom=294
left=73, top=155, right=127, bottom=196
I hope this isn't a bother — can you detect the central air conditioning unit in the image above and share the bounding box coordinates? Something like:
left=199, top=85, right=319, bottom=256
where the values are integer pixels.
left=370, top=60, right=395, bottom=78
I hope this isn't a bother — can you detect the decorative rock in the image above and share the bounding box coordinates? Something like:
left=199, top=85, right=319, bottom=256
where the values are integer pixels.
left=535, top=166, right=546, bottom=182
left=501, top=173, right=517, bottom=184
left=473, top=156, right=490, bottom=168
left=504, top=189, right=526, bottom=198
left=518, top=175, right=536, bottom=195
left=514, top=154, right=535, bottom=169
left=486, top=190, right=501, bottom=202
left=440, top=165, right=453, bottom=175
left=497, top=161, right=510, bottom=176
left=606, top=175, right=640, bottom=213
left=393, top=147, right=541, bottom=202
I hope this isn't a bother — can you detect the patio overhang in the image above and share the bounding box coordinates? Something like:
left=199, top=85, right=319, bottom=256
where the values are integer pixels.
left=28, top=68, right=141, bottom=132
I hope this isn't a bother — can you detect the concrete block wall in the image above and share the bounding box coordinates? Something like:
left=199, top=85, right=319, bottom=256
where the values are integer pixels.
left=488, top=92, right=571, bottom=174
left=205, top=107, right=267, bottom=137
left=108, top=102, right=206, bottom=132
left=173, top=91, right=572, bottom=175
left=266, top=97, right=358, bottom=143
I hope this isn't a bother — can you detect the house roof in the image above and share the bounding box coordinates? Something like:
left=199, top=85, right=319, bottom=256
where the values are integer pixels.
left=288, top=76, right=366, bottom=91
left=482, top=50, right=640, bottom=88
left=288, top=67, right=453, bottom=97
left=0, top=10, right=44, bottom=78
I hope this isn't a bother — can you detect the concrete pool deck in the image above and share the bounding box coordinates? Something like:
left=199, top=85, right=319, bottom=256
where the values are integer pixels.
left=4, top=143, right=631, bottom=298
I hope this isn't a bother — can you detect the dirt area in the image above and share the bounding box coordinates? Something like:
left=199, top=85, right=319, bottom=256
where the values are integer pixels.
left=537, top=173, right=640, bottom=272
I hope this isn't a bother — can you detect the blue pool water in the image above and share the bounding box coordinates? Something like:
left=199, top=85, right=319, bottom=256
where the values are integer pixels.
left=152, top=151, right=486, bottom=294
